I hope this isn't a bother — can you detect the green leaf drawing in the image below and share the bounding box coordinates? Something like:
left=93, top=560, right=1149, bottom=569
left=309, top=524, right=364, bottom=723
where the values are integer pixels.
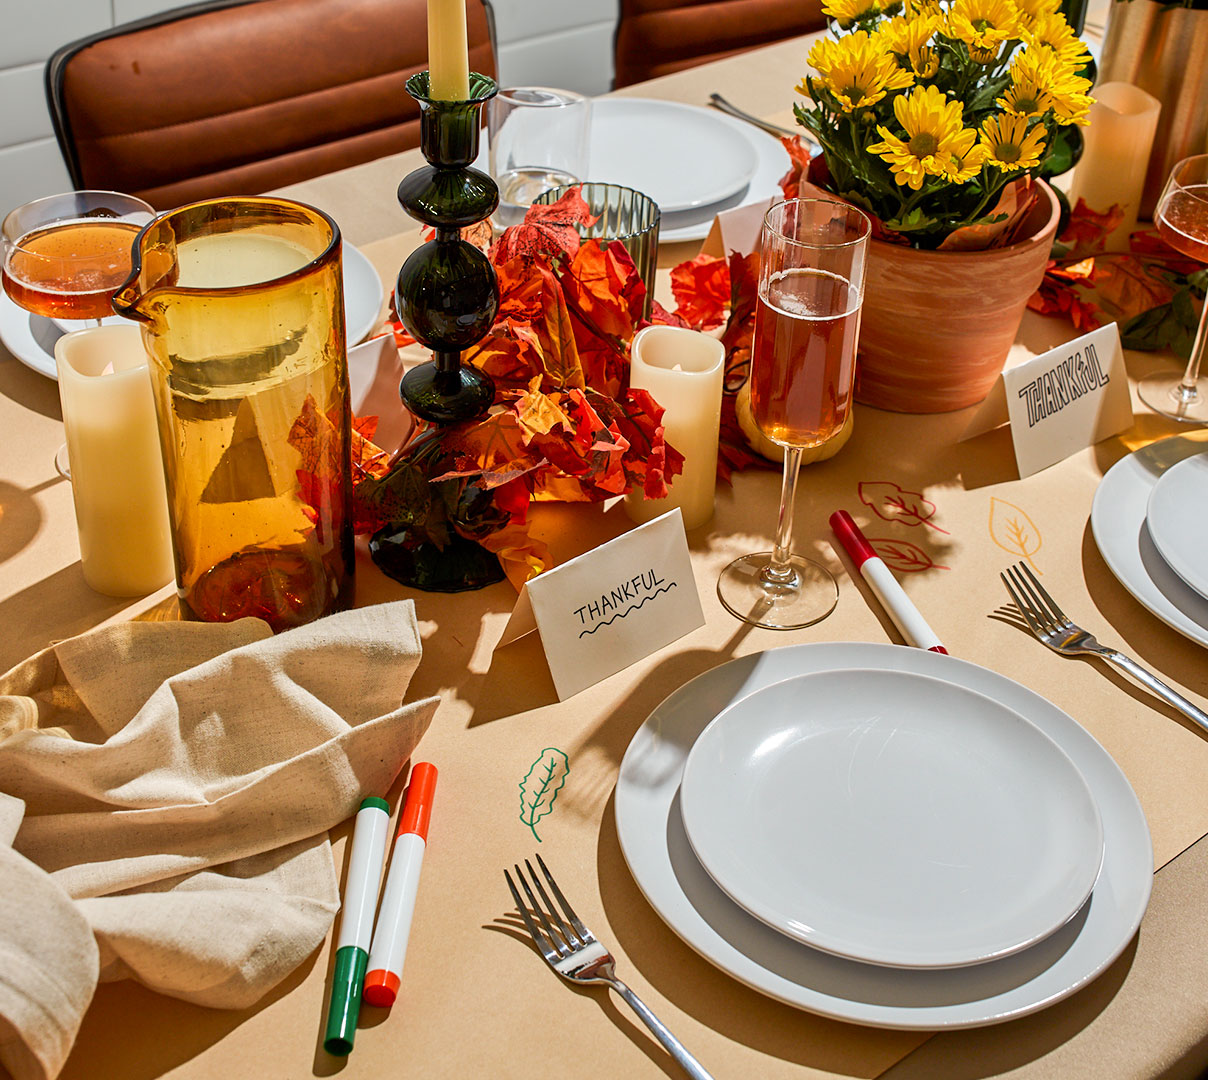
left=519, top=748, right=570, bottom=842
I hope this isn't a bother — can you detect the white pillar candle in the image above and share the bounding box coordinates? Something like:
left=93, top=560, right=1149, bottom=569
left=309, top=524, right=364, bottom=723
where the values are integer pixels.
left=624, top=325, right=725, bottom=531
left=427, top=0, right=469, bottom=100
left=1068, top=82, right=1161, bottom=251
left=54, top=325, right=174, bottom=597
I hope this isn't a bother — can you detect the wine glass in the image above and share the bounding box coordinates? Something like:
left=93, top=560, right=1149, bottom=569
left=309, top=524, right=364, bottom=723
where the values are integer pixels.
left=1137, top=155, right=1208, bottom=424
left=2, top=190, right=155, bottom=327
left=718, top=198, right=871, bottom=630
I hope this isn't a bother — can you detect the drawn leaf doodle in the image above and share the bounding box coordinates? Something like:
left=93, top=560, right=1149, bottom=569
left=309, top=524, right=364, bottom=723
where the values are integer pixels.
left=858, top=481, right=949, bottom=533
left=868, top=538, right=949, bottom=573
left=519, top=748, right=570, bottom=842
left=988, top=497, right=1043, bottom=572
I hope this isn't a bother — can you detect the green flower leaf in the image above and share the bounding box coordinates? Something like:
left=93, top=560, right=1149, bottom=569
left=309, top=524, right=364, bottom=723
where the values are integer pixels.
left=519, top=748, right=570, bottom=842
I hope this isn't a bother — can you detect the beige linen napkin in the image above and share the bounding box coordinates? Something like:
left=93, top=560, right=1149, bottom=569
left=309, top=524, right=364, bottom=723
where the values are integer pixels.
left=0, top=601, right=438, bottom=1080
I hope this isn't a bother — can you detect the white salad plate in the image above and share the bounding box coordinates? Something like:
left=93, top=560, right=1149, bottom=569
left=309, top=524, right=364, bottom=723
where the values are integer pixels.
left=0, top=241, right=383, bottom=380
left=1144, top=450, right=1208, bottom=601
left=678, top=669, right=1104, bottom=970
left=1092, top=432, right=1208, bottom=649
left=615, top=643, right=1153, bottom=1030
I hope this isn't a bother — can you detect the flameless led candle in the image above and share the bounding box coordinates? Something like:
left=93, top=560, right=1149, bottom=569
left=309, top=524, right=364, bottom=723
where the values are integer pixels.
left=427, top=0, right=470, bottom=100
left=54, top=325, right=174, bottom=596
left=1068, top=82, right=1161, bottom=252
left=624, top=325, right=725, bottom=530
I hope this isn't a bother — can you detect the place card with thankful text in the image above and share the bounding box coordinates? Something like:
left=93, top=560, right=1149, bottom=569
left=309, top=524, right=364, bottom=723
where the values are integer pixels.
left=962, top=324, right=1132, bottom=477
left=497, top=509, right=704, bottom=700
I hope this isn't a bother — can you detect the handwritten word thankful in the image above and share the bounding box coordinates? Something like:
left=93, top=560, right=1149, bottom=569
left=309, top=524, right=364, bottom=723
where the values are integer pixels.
left=574, top=569, right=672, bottom=635
left=1016, top=343, right=1110, bottom=428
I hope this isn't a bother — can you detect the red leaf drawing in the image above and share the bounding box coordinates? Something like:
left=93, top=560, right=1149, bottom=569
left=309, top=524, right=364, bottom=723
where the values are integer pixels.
left=868, top=538, right=949, bottom=573
left=858, top=481, right=949, bottom=533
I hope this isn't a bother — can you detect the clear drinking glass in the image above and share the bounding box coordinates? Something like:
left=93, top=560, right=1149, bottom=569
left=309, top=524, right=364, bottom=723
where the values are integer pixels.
left=718, top=198, right=871, bottom=630
left=488, top=87, right=591, bottom=227
left=1137, top=154, right=1208, bottom=424
left=533, top=182, right=660, bottom=317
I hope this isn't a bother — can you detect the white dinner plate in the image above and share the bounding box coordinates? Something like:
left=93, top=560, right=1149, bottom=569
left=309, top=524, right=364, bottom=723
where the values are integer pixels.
left=679, top=669, right=1104, bottom=970
left=615, top=643, right=1153, bottom=1030
left=1091, top=432, right=1208, bottom=649
left=474, top=99, right=790, bottom=244
left=1145, top=451, right=1208, bottom=600
left=0, top=241, right=383, bottom=380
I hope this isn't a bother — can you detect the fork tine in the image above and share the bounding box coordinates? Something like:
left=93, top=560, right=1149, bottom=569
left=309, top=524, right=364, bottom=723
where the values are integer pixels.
left=535, top=852, right=592, bottom=941
left=504, top=868, right=559, bottom=964
left=513, top=862, right=570, bottom=957
left=1007, top=565, right=1058, bottom=634
left=1019, top=562, right=1071, bottom=627
left=525, top=857, right=582, bottom=949
left=1000, top=570, right=1043, bottom=636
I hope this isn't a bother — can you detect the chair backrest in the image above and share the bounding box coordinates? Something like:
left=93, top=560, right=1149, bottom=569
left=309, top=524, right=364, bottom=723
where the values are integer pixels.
left=46, top=0, right=496, bottom=209
left=613, top=0, right=825, bottom=88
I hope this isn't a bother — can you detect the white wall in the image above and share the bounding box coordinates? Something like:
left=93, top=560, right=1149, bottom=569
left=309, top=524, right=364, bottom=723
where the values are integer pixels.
left=0, top=0, right=618, bottom=216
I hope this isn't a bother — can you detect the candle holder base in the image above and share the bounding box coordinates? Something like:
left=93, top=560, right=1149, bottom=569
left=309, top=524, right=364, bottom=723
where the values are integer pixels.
left=369, top=526, right=505, bottom=593
left=400, top=363, right=495, bottom=425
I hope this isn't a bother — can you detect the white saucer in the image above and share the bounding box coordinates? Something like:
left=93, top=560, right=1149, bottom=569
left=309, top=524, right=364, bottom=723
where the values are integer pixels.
left=615, top=643, right=1152, bottom=1030
left=1145, top=451, right=1208, bottom=600
left=679, top=669, right=1104, bottom=970
left=1091, top=433, right=1208, bottom=649
left=0, top=242, right=383, bottom=380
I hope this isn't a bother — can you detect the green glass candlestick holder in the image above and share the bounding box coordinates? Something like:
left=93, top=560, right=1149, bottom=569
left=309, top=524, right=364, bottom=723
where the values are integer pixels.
left=395, top=71, right=499, bottom=425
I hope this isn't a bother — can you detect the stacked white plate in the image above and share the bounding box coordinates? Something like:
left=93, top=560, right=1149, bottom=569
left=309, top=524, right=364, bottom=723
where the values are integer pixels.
left=0, top=242, right=384, bottom=381
left=476, top=98, right=791, bottom=244
left=1092, top=432, right=1208, bottom=648
left=615, top=643, right=1153, bottom=1030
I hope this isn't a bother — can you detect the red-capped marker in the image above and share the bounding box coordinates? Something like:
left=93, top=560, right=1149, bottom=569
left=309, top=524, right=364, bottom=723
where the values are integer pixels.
left=829, top=510, right=948, bottom=654
left=363, top=763, right=437, bottom=1008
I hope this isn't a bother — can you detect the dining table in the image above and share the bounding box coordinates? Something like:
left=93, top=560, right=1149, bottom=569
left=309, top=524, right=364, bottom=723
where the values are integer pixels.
left=2, top=31, right=1208, bottom=1080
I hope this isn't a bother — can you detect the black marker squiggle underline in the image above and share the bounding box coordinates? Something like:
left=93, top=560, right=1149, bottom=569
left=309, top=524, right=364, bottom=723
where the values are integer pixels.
left=577, top=583, right=678, bottom=637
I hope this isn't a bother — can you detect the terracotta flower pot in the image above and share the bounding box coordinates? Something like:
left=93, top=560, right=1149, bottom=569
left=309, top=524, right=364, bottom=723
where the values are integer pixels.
left=854, top=180, right=1061, bottom=414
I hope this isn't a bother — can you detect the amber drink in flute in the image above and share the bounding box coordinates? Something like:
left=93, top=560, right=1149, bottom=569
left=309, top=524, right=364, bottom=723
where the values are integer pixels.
left=718, top=199, right=870, bottom=630
left=1138, top=155, right=1208, bottom=423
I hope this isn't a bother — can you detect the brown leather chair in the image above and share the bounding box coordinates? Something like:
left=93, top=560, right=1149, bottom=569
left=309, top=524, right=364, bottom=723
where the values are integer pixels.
left=613, top=0, right=825, bottom=88
left=45, top=0, right=497, bottom=209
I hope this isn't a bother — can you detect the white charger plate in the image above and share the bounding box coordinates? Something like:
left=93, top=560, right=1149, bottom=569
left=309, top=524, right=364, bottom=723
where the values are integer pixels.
left=1091, top=433, right=1208, bottom=649
left=615, top=643, right=1153, bottom=1030
left=1145, top=451, right=1208, bottom=600
left=679, top=669, right=1104, bottom=970
left=475, top=99, right=790, bottom=244
left=0, top=241, right=383, bottom=380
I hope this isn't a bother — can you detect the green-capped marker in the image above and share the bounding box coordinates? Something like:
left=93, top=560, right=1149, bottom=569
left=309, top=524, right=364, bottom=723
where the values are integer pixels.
left=323, top=796, right=390, bottom=1056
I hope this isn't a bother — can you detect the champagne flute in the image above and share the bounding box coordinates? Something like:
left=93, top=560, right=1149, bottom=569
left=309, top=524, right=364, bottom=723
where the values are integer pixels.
left=718, top=198, right=870, bottom=630
left=1138, top=154, right=1208, bottom=424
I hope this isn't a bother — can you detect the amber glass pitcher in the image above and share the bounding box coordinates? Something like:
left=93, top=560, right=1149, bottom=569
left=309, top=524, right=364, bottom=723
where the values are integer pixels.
left=113, top=197, right=354, bottom=630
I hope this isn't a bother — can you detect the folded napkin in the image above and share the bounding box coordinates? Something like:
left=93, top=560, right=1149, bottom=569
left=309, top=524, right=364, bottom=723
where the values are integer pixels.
left=0, top=601, right=438, bottom=1080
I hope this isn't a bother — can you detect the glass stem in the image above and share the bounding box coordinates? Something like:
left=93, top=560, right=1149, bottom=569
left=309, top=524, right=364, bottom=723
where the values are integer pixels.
left=767, top=446, right=803, bottom=582
left=1176, top=297, right=1208, bottom=404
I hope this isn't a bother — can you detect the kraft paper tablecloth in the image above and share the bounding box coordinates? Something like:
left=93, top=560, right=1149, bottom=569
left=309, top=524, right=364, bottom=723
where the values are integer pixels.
left=0, top=601, right=437, bottom=1080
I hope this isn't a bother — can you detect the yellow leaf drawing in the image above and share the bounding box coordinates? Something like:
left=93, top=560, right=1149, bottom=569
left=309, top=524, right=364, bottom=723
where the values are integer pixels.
left=988, top=497, right=1042, bottom=573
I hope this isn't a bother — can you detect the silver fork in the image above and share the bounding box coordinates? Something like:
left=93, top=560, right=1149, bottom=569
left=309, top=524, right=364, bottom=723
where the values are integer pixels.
left=505, top=855, right=715, bottom=1080
left=1001, top=562, right=1208, bottom=734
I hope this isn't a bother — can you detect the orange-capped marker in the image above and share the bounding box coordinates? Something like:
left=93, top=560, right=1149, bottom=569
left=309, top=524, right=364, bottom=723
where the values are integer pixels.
left=363, top=763, right=437, bottom=1008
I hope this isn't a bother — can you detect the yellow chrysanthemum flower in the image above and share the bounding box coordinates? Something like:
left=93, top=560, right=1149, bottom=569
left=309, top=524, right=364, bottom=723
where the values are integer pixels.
left=823, top=0, right=898, bottom=26
left=1014, top=0, right=1060, bottom=19
left=947, top=0, right=1024, bottom=53
left=996, top=80, right=1055, bottom=118
left=944, top=141, right=991, bottom=182
left=1009, top=46, right=1093, bottom=125
left=903, top=0, right=944, bottom=16
left=804, top=30, right=915, bottom=112
left=979, top=114, right=1047, bottom=170
left=878, top=14, right=942, bottom=77
left=1025, top=12, right=1091, bottom=67
left=868, top=84, right=981, bottom=189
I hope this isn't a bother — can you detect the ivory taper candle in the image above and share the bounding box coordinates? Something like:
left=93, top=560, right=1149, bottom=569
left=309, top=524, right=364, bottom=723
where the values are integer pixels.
left=54, top=324, right=174, bottom=597
left=624, top=325, right=724, bottom=530
left=1068, top=82, right=1161, bottom=251
left=427, top=0, right=470, bottom=100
